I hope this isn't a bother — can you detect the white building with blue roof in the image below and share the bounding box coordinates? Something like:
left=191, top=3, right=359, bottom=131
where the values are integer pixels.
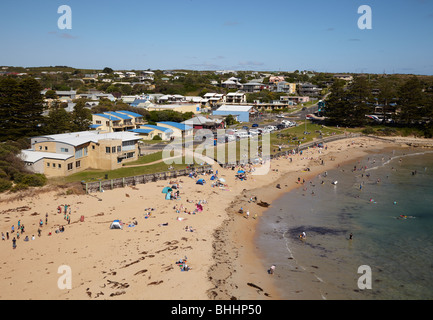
left=133, top=124, right=174, bottom=140
left=157, top=121, right=193, bottom=139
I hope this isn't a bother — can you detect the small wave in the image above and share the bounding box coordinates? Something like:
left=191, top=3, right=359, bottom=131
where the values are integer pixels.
left=365, top=151, right=433, bottom=172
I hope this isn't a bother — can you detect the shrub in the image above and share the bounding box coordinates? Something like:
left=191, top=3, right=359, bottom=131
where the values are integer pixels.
left=152, top=135, right=162, bottom=140
left=10, top=183, right=29, bottom=193
left=362, top=127, right=375, bottom=135
left=0, top=178, right=12, bottom=193
left=18, top=173, right=47, bottom=187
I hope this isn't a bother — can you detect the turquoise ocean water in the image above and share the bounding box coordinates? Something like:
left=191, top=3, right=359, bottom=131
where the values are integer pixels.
left=256, top=148, right=433, bottom=300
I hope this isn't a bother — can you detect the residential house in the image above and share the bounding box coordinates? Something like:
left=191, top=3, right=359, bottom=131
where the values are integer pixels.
left=242, top=82, right=263, bottom=93
left=275, top=82, right=297, bottom=94
left=280, top=96, right=310, bottom=104
left=145, top=104, right=202, bottom=114
left=224, top=92, right=247, bottom=104
left=298, top=83, right=322, bottom=97
left=269, top=76, right=285, bottom=84
left=201, top=93, right=225, bottom=108
left=334, top=74, right=353, bottom=82
left=56, top=90, right=77, bottom=101
left=157, top=94, right=185, bottom=104
left=221, top=77, right=243, bottom=90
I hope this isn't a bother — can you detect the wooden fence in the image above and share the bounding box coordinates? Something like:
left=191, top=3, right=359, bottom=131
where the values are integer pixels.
left=82, top=165, right=213, bottom=193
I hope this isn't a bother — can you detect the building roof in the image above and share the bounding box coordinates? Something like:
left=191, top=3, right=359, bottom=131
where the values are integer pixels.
left=182, top=116, right=222, bottom=126
left=140, top=125, right=173, bottom=133
left=104, top=111, right=132, bottom=120
left=33, top=131, right=141, bottom=147
left=19, top=150, right=73, bottom=163
left=129, top=128, right=153, bottom=134
left=93, top=113, right=122, bottom=121
left=116, top=110, right=144, bottom=118
left=215, top=105, right=254, bottom=112
left=158, top=121, right=193, bottom=131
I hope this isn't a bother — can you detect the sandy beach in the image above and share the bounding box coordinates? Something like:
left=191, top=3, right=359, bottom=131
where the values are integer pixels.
left=0, top=135, right=423, bottom=300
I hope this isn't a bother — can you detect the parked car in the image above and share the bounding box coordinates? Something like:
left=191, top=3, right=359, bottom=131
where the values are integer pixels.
left=252, top=123, right=259, bottom=127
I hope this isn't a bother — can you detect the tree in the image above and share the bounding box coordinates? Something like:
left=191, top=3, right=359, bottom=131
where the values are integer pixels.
left=44, top=102, right=73, bottom=134
left=325, top=77, right=372, bottom=127
left=323, top=79, right=348, bottom=125
left=377, top=76, right=398, bottom=123
left=45, top=89, right=58, bottom=99
left=0, top=78, right=44, bottom=142
left=225, top=114, right=237, bottom=126
left=398, top=76, right=424, bottom=125
left=102, top=67, right=113, bottom=74
left=71, top=99, right=92, bottom=131
left=345, top=76, right=372, bottom=126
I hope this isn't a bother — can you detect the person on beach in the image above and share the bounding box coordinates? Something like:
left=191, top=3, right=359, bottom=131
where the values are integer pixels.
left=349, top=233, right=353, bottom=240
left=269, top=265, right=276, bottom=275
left=12, top=237, right=16, bottom=249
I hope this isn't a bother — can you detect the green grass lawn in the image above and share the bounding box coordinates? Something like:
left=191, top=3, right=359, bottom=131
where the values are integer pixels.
left=122, top=151, right=165, bottom=166
left=50, top=161, right=189, bottom=184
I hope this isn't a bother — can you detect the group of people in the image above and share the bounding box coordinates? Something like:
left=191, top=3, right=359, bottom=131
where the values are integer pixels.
left=57, top=204, right=72, bottom=224
left=176, top=257, right=191, bottom=271
left=2, top=207, right=70, bottom=249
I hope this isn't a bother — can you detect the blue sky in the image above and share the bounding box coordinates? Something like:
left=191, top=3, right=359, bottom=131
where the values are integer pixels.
left=1, top=0, right=433, bottom=74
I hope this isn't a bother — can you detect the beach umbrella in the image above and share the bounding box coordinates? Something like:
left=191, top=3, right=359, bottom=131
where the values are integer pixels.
left=196, top=179, right=205, bottom=185
left=218, top=177, right=226, bottom=183
left=237, top=170, right=245, bottom=174
left=162, top=187, right=172, bottom=193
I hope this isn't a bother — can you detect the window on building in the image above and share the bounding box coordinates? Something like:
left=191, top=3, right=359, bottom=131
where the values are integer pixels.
left=75, top=161, right=81, bottom=168
left=58, top=164, right=62, bottom=169
left=112, top=146, right=116, bottom=153
left=117, top=146, right=121, bottom=153
left=122, top=140, right=136, bottom=151
left=92, top=145, right=95, bottom=150
left=60, top=148, right=69, bottom=153
left=47, top=163, right=50, bottom=167
left=96, top=120, right=101, bottom=124
left=45, top=146, right=48, bottom=151
left=53, top=163, right=56, bottom=168
left=106, top=147, right=111, bottom=153
left=67, top=163, right=73, bottom=170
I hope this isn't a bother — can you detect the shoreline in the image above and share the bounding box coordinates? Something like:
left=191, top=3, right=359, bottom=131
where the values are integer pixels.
left=0, top=135, right=431, bottom=300
left=208, top=136, right=421, bottom=300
